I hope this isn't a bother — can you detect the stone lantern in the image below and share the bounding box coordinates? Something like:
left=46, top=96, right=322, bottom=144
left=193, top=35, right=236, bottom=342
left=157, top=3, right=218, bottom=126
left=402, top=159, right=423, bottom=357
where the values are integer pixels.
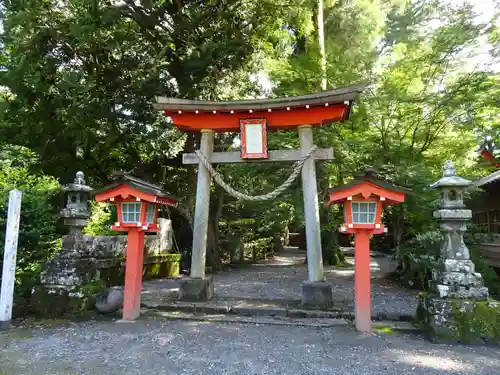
left=34, top=171, right=99, bottom=316
left=429, top=160, right=489, bottom=300
left=416, top=161, right=500, bottom=344
left=60, top=171, right=93, bottom=231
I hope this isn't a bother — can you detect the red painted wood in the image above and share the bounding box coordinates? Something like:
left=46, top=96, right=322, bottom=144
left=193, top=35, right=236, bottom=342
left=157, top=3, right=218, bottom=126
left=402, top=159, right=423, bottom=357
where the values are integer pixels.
left=163, top=104, right=347, bottom=132
left=375, top=199, right=383, bottom=226
left=326, top=178, right=407, bottom=332
left=327, top=182, right=406, bottom=205
left=139, top=202, right=147, bottom=225
left=122, top=229, right=145, bottom=321
left=112, top=224, right=160, bottom=232
left=345, top=200, right=353, bottom=226
left=95, top=185, right=178, bottom=207
left=354, top=230, right=371, bottom=332
left=480, top=150, right=500, bottom=167
left=95, top=186, right=155, bottom=204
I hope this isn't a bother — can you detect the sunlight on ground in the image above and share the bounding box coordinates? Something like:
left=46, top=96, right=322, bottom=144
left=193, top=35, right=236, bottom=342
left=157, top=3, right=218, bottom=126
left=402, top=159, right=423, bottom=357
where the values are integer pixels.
left=329, top=269, right=354, bottom=277
left=218, top=282, right=269, bottom=289
left=155, top=333, right=177, bottom=345
left=142, top=287, right=179, bottom=294
left=385, top=351, right=475, bottom=372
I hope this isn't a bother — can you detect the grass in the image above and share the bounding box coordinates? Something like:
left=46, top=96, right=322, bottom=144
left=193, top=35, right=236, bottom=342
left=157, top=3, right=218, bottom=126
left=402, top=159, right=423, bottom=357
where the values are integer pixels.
left=373, top=326, right=396, bottom=335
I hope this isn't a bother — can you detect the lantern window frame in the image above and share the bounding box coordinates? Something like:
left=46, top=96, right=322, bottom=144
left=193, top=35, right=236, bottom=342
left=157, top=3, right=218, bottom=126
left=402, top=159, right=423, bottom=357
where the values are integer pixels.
left=351, top=201, right=377, bottom=224
left=121, top=202, right=142, bottom=223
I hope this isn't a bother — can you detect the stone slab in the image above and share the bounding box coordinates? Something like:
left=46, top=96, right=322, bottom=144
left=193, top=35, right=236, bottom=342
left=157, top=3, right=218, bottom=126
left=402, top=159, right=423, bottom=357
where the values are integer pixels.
left=433, top=209, right=472, bottom=219
left=434, top=271, right=484, bottom=286
left=140, top=300, right=412, bottom=322
left=286, top=309, right=340, bottom=319
left=432, top=283, right=489, bottom=300
left=0, top=320, right=11, bottom=330
left=231, top=306, right=287, bottom=317
left=194, top=303, right=231, bottom=315
left=179, top=276, right=215, bottom=302
left=442, top=259, right=475, bottom=273
left=145, top=309, right=350, bottom=328
left=300, top=281, right=334, bottom=309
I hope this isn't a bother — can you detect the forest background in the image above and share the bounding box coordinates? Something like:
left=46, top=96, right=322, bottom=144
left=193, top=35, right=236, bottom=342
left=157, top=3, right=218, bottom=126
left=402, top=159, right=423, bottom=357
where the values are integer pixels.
left=0, top=0, right=499, bottom=299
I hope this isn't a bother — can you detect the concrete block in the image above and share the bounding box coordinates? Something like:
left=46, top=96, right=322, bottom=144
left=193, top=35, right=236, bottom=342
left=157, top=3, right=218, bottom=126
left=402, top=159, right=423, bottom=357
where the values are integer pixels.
left=300, top=281, right=333, bottom=309
left=179, top=276, right=214, bottom=302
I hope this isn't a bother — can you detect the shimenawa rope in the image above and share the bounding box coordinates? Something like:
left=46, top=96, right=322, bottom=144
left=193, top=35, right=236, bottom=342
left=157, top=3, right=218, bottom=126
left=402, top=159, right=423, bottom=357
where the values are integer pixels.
left=194, top=146, right=316, bottom=201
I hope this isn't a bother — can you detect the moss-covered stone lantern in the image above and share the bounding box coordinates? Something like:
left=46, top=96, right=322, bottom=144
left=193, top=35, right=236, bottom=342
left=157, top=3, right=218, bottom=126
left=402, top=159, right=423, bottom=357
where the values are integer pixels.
left=60, top=171, right=92, bottom=230
left=416, top=161, right=500, bottom=345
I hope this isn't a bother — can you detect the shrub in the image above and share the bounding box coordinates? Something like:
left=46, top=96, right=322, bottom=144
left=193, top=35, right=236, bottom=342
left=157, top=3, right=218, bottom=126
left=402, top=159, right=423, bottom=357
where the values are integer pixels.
left=393, top=230, right=500, bottom=297
left=0, top=146, right=61, bottom=307
left=83, top=201, right=117, bottom=236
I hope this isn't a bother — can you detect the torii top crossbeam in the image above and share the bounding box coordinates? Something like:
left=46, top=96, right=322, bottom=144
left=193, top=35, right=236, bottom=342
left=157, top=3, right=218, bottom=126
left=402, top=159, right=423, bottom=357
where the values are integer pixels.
left=153, top=82, right=366, bottom=132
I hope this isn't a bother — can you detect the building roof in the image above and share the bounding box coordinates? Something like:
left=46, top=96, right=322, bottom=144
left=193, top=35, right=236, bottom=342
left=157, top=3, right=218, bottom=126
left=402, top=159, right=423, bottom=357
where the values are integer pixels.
left=154, top=82, right=367, bottom=112
left=326, top=169, right=411, bottom=196
left=93, top=172, right=178, bottom=206
left=153, top=83, right=368, bottom=132
left=474, top=170, right=500, bottom=187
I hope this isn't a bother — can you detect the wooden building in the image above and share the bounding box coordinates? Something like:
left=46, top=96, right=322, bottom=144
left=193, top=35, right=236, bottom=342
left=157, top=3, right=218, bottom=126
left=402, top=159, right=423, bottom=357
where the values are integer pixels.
left=470, top=139, right=500, bottom=268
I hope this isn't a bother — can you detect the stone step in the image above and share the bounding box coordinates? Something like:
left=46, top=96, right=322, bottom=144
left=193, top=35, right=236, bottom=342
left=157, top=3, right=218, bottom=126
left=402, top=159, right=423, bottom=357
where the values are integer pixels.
left=141, top=301, right=414, bottom=323
left=141, top=309, right=420, bottom=332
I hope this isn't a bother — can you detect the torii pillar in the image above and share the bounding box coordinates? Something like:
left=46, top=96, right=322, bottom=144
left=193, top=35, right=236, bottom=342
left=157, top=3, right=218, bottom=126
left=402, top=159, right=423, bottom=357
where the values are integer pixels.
left=154, top=83, right=367, bottom=307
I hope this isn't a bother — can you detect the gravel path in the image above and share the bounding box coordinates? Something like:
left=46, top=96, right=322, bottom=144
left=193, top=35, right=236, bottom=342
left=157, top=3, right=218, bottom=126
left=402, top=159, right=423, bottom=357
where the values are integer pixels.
left=1, top=319, right=499, bottom=375
left=142, top=247, right=418, bottom=317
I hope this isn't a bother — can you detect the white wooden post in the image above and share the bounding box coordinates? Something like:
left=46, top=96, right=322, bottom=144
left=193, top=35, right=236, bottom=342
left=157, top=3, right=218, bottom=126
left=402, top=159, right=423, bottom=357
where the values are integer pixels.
left=298, top=125, right=324, bottom=282
left=0, top=189, right=22, bottom=329
left=190, top=129, right=215, bottom=278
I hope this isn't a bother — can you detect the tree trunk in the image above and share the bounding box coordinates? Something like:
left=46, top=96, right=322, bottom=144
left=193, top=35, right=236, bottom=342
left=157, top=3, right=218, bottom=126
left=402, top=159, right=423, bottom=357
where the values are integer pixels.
left=317, top=0, right=327, bottom=90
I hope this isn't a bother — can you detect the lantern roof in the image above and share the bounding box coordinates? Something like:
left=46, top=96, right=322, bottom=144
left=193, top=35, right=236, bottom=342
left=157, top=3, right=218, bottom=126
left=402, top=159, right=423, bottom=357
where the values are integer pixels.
left=325, top=168, right=409, bottom=206
left=61, top=171, right=93, bottom=193
left=430, top=161, right=471, bottom=189
left=93, top=172, right=178, bottom=207
left=153, top=82, right=367, bottom=132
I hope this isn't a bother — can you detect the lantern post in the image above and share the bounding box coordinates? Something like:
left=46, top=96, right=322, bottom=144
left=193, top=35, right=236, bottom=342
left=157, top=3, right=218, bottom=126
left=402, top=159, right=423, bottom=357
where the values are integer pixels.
left=325, top=169, right=408, bottom=332
left=94, top=173, right=178, bottom=321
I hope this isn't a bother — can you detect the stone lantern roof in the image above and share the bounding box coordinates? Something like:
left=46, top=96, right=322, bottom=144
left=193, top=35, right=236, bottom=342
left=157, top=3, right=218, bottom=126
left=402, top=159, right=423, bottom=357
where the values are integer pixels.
left=61, top=171, right=93, bottom=193
left=430, top=161, right=472, bottom=189
left=60, top=171, right=93, bottom=225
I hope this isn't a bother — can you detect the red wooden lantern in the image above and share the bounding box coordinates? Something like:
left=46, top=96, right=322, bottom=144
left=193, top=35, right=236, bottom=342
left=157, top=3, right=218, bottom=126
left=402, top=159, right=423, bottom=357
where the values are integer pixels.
left=325, top=169, right=408, bottom=332
left=94, top=173, right=178, bottom=321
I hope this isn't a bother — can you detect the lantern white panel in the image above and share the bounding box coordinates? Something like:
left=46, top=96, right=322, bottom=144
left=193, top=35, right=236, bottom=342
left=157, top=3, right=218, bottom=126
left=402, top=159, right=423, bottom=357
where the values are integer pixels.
left=121, top=202, right=142, bottom=223
left=351, top=202, right=377, bottom=224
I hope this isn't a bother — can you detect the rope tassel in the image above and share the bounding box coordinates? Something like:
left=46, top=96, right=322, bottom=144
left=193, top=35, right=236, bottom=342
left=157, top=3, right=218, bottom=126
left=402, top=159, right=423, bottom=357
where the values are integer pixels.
left=194, top=146, right=317, bottom=201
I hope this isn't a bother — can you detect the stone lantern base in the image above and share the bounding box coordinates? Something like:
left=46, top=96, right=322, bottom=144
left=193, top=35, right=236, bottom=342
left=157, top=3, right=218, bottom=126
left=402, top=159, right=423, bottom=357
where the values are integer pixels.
left=416, top=293, right=500, bottom=344
left=31, top=283, right=106, bottom=318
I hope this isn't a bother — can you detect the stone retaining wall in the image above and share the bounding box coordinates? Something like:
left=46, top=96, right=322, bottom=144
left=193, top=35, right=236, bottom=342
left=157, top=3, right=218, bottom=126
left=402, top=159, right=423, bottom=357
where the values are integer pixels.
left=40, top=232, right=179, bottom=289
left=31, top=230, right=180, bottom=317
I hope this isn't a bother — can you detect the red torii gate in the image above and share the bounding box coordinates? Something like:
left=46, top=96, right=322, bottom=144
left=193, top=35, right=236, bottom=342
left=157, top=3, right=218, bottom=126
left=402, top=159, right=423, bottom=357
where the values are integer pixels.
left=154, top=83, right=366, bottom=307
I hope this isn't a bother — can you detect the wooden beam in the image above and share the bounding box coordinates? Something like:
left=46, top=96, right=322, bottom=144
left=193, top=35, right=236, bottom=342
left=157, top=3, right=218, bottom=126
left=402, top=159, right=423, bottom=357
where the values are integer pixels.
left=164, top=105, right=347, bottom=132
left=182, top=148, right=334, bottom=165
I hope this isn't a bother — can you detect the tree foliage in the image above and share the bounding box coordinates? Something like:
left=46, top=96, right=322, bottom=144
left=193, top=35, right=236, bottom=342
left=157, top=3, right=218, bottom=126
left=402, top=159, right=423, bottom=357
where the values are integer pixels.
left=0, top=0, right=499, bottom=275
